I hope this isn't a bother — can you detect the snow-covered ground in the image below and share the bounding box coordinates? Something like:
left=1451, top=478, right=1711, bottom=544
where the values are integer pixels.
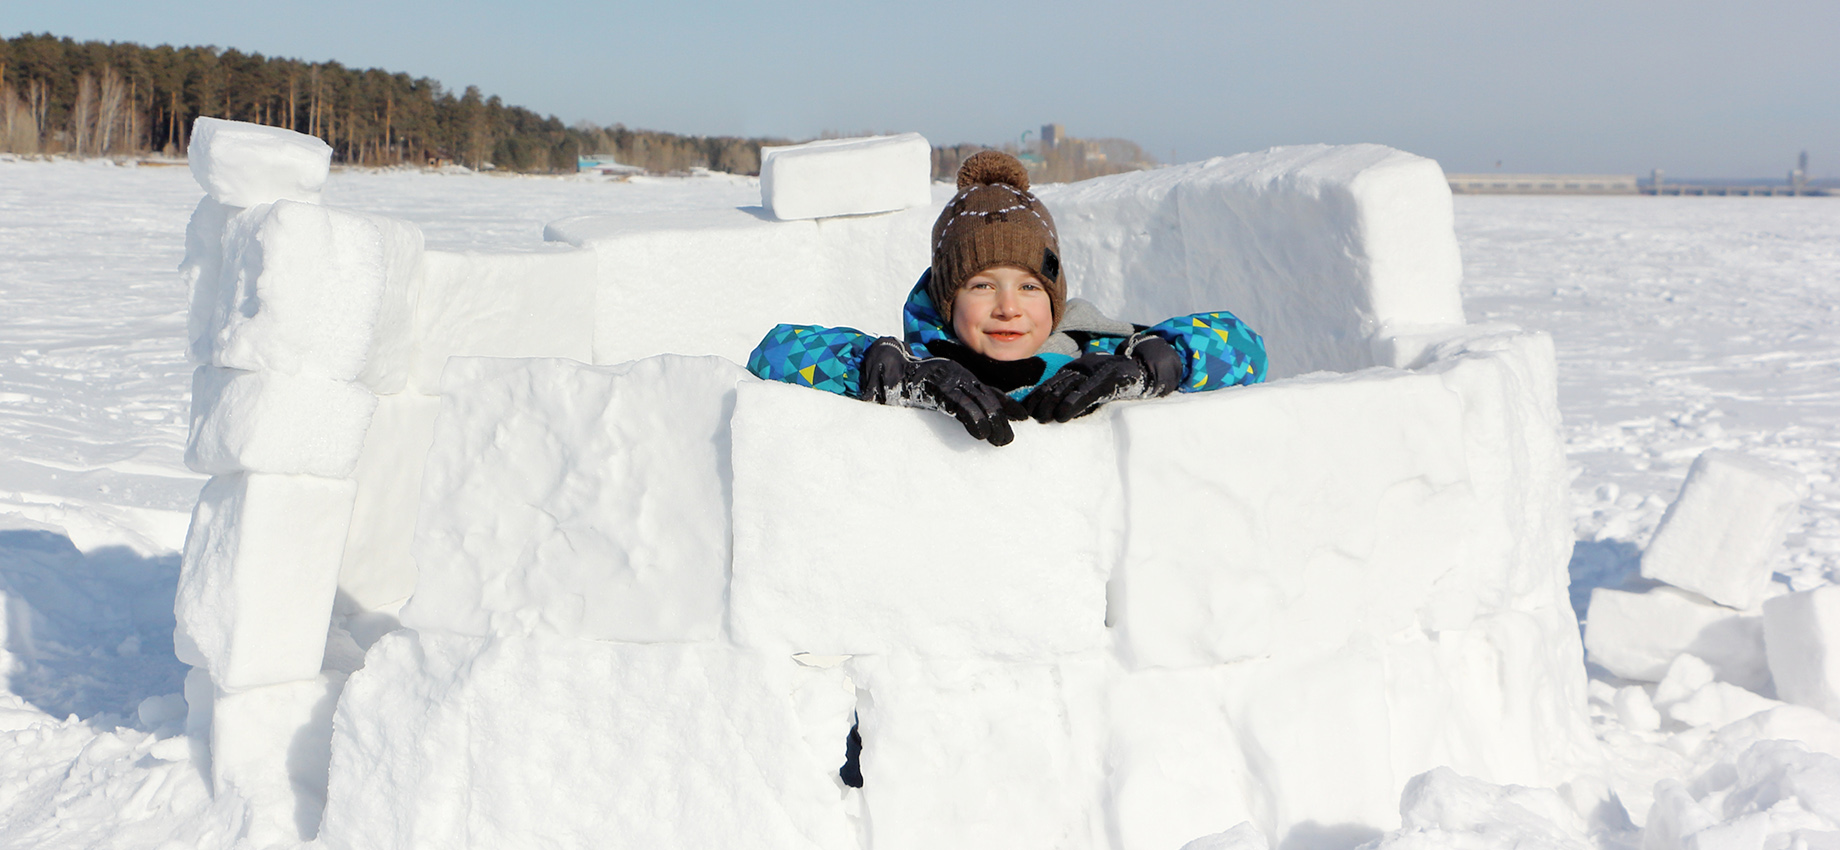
left=1457, top=196, right=1840, bottom=607
left=1, top=158, right=1836, bottom=847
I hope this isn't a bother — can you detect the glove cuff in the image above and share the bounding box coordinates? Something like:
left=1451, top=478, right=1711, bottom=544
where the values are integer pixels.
left=1126, top=334, right=1184, bottom=397
left=859, top=337, right=917, bottom=404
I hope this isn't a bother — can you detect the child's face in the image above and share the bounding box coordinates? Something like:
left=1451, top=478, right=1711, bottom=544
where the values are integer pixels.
left=951, top=265, right=1053, bottom=361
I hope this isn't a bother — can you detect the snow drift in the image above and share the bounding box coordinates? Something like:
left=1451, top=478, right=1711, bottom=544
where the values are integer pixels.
left=173, top=122, right=1593, bottom=850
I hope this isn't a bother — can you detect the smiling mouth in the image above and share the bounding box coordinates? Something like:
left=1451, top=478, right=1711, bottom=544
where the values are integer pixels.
left=986, top=331, right=1025, bottom=342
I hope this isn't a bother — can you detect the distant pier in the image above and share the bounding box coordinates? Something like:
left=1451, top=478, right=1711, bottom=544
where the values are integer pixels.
left=1447, top=158, right=1832, bottom=197
left=1641, top=182, right=1826, bottom=196
left=1447, top=174, right=1638, bottom=194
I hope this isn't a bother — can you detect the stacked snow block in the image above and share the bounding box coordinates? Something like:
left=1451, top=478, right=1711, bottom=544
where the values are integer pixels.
left=759, top=133, right=934, bottom=221
left=324, top=355, right=875, bottom=850
left=1100, top=328, right=1592, bottom=850
left=546, top=143, right=1465, bottom=379
left=175, top=119, right=601, bottom=845
left=1583, top=451, right=1805, bottom=693
left=317, top=329, right=1592, bottom=850
left=728, top=381, right=1118, bottom=850
left=335, top=247, right=598, bottom=616
left=176, top=135, right=1594, bottom=849
left=177, top=122, right=399, bottom=846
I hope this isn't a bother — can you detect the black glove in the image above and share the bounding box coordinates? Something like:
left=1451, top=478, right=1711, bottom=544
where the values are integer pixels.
left=1024, top=335, right=1184, bottom=423
left=860, top=337, right=1028, bottom=446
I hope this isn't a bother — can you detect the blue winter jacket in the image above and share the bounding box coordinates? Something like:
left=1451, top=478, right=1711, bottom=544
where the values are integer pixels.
left=746, top=272, right=1267, bottom=399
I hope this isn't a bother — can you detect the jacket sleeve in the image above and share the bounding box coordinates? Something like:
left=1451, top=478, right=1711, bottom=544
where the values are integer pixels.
left=745, top=323, right=879, bottom=398
left=1141, top=311, right=1268, bottom=391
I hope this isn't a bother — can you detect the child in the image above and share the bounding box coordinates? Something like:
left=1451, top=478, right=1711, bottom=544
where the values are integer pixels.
left=747, top=151, right=1267, bottom=446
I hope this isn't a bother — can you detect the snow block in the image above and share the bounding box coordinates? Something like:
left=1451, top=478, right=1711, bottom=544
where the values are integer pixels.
left=1104, top=666, right=1275, bottom=850
left=336, top=392, right=443, bottom=613
left=185, top=365, right=378, bottom=478
left=182, top=196, right=238, bottom=365
left=1107, top=612, right=1583, bottom=850
left=1763, top=586, right=1840, bottom=720
left=1040, top=144, right=1465, bottom=379
left=406, top=248, right=595, bottom=395
left=728, top=380, right=1114, bottom=659
left=760, top=133, right=933, bottom=221
left=210, top=672, right=346, bottom=846
left=318, top=632, right=855, bottom=850
left=848, top=653, right=1108, bottom=850
left=206, top=200, right=425, bottom=387
left=187, top=116, right=333, bottom=208
left=547, top=194, right=944, bottom=367
left=175, top=473, right=357, bottom=690
left=1112, top=330, right=1571, bottom=670
left=1584, top=586, right=1768, bottom=689
left=401, top=355, right=747, bottom=642
left=1112, top=370, right=1471, bottom=668
left=1642, top=450, right=1805, bottom=610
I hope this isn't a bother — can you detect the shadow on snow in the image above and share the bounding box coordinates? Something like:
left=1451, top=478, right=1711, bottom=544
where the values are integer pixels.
left=0, top=529, right=188, bottom=721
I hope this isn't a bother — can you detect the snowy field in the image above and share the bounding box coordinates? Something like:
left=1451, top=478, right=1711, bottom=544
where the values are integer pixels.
left=1, top=157, right=1837, bottom=847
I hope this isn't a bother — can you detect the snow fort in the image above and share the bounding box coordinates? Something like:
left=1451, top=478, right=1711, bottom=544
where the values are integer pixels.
left=173, top=117, right=1597, bottom=850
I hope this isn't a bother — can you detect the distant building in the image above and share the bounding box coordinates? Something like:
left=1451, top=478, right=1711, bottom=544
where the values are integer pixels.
left=578, top=155, right=643, bottom=176
left=1446, top=174, right=1638, bottom=194
left=1040, top=123, right=1064, bottom=151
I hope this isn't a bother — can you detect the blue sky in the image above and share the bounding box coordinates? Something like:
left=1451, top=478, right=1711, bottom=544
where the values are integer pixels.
left=11, top=0, right=1837, bottom=177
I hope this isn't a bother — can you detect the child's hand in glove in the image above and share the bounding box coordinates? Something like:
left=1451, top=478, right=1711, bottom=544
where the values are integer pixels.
left=1024, top=335, right=1183, bottom=423
left=860, top=337, right=1028, bottom=446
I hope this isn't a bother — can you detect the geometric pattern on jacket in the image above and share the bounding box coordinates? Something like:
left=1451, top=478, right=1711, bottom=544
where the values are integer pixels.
left=1139, top=312, right=1269, bottom=390
left=745, top=323, right=876, bottom=397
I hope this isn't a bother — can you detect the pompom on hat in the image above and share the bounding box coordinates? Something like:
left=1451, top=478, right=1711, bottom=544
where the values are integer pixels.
left=928, top=151, right=1065, bottom=325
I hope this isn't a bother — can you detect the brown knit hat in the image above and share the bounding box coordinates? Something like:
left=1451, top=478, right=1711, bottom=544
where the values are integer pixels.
left=929, top=151, right=1064, bottom=325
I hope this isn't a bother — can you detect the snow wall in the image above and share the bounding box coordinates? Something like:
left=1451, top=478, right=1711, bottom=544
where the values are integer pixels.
left=172, top=119, right=1594, bottom=850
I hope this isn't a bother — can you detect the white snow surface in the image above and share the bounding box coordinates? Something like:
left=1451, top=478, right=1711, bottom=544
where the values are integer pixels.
left=1, top=158, right=1839, bottom=848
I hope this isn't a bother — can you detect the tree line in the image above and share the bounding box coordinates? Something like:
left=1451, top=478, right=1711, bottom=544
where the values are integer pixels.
left=0, top=33, right=794, bottom=174
left=0, top=33, right=1154, bottom=182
